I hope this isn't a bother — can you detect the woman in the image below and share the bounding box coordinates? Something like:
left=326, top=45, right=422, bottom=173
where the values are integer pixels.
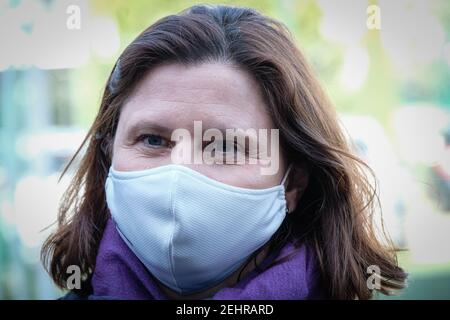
left=42, top=4, right=407, bottom=300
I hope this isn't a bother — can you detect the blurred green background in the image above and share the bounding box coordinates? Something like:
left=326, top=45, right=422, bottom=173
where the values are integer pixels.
left=1, top=0, right=450, bottom=299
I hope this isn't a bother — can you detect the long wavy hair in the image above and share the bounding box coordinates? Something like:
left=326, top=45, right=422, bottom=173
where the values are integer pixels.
left=41, top=4, right=407, bottom=299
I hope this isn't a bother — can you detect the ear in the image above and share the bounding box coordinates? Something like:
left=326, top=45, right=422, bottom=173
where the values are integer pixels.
left=285, top=165, right=309, bottom=213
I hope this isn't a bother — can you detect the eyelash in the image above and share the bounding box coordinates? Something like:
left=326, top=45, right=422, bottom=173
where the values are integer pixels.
left=217, top=141, right=242, bottom=153
left=137, top=134, right=172, bottom=148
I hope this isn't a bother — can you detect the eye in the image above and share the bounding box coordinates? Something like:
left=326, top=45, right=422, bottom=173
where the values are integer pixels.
left=140, top=134, right=171, bottom=148
left=213, top=140, right=247, bottom=164
left=222, top=140, right=239, bottom=153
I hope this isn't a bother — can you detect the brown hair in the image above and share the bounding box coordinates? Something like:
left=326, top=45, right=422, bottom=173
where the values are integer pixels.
left=41, top=4, right=407, bottom=299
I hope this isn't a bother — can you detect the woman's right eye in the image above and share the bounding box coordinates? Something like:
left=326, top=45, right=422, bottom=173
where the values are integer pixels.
left=139, top=134, right=171, bottom=148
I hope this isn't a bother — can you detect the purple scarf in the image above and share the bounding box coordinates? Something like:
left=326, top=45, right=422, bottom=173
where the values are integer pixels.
left=91, top=219, right=325, bottom=300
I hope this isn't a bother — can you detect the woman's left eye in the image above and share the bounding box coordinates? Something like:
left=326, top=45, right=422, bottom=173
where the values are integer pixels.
left=222, top=141, right=239, bottom=153
left=140, top=134, right=170, bottom=148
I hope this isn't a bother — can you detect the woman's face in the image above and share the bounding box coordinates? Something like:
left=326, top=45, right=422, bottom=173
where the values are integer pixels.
left=112, top=62, right=287, bottom=189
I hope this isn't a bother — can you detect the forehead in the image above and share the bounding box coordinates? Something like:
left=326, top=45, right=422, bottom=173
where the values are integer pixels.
left=118, top=62, right=274, bottom=131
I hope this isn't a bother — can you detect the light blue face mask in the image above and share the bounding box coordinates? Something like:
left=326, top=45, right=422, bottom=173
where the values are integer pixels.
left=105, top=164, right=291, bottom=295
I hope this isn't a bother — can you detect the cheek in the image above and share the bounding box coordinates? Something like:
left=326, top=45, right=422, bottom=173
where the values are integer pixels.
left=110, top=146, right=137, bottom=171
left=245, top=162, right=285, bottom=189
left=250, top=169, right=284, bottom=189
left=110, top=142, right=171, bottom=172
left=202, top=165, right=284, bottom=189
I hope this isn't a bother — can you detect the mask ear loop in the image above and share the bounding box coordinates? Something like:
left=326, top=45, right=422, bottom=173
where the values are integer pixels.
left=280, top=163, right=293, bottom=186
left=281, top=164, right=293, bottom=214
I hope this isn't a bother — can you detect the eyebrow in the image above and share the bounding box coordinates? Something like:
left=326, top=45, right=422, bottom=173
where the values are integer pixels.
left=124, top=117, right=261, bottom=141
left=125, top=120, right=174, bottom=138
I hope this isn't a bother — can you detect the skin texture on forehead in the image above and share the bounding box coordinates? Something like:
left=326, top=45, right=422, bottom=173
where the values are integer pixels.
left=112, top=62, right=287, bottom=189
left=124, top=62, right=271, bottom=129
